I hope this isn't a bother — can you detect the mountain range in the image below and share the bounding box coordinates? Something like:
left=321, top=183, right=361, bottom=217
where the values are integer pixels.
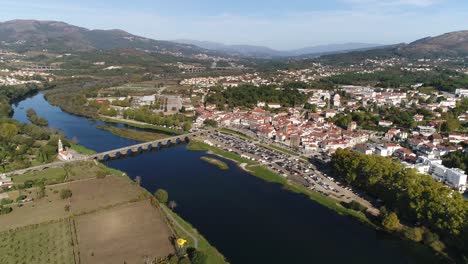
left=1, top=19, right=468, bottom=61
left=173, top=39, right=383, bottom=58
left=0, top=19, right=207, bottom=55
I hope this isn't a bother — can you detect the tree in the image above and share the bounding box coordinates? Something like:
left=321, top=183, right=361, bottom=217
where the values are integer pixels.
left=154, top=189, right=168, bottom=204
left=189, top=250, right=207, bottom=264
left=382, top=212, right=400, bottom=231
left=440, top=118, right=460, bottom=132
left=404, top=227, right=423, bottom=242
left=183, top=122, right=192, bottom=132
left=0, top=123, right=18, bottom=141
left=203, top=119, right=218, bottom=127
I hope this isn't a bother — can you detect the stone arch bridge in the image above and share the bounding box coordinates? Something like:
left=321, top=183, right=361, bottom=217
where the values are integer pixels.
left=89, top=130, right=211, bottom=161
left=2, top=130, right=212, bottom=177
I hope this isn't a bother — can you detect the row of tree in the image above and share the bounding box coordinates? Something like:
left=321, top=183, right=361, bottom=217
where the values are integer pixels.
left=331, top=149, right=468, bottom=258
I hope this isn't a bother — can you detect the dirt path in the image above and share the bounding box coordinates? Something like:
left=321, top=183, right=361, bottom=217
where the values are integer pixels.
left=160, top=205, right=199, bottom=249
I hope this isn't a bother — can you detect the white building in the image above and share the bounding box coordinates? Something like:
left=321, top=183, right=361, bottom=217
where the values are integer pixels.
left=429, top=162, right=467, bottom=193
left=455, top=88, right=468, bottom=98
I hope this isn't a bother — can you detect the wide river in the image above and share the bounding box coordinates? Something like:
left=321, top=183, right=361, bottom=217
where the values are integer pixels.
left=12, top=93, right=441, bottom=264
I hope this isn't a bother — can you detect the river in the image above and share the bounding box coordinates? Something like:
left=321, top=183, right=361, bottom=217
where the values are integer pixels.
left=12, top=93, right=441, bottom=264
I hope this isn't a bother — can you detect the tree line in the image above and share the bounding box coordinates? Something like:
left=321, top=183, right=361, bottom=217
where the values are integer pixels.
left=331, top=149, right=467, bottom=259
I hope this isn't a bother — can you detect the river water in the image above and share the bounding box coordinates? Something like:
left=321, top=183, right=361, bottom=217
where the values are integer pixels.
left=12, top=93, right=441, bottom=264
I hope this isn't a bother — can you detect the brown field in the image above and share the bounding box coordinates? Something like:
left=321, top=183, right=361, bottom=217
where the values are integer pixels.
left=0, top=184, right=71, bottom=232
left=67, top=161, right=110, bottom=181
left=75, top=200, right=174, bottom=264
left=69, top=176, right=145, bottom=214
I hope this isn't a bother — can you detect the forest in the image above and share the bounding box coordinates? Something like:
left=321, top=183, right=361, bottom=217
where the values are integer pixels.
left=206, top=84, right=308, bottom=109
left=0, top=86, right=63, bottom=172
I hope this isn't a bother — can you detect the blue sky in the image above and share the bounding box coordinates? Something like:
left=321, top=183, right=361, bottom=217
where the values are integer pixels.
left=1, top=0, right=468, bottom=49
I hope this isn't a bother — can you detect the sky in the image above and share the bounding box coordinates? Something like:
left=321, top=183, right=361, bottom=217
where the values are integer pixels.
left=0, top=0, right=468, bottom=50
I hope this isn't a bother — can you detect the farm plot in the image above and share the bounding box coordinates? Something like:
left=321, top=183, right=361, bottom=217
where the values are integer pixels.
left=69, top=176, right=145, bottom=214
left=75, top=200, right=174, bottom=264
left=0, top=219, right=75, bottom=264
left=0, top=184, right=71, bottom=232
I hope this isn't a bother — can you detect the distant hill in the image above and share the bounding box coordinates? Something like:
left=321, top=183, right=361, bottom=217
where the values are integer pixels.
left=399, top=30, right=468, bottom=56
left=0, top=19, right=207, bottom=55
left=173, top=39, right=383, bottom=58
left=321, top=30, right=468, bottom=63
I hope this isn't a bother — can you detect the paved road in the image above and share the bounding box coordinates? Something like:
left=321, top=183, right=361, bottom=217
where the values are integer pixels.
left=160, top=205, right=199, bottom=249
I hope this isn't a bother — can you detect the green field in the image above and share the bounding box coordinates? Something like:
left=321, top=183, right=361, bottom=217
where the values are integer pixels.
left=200, top=156, right=229, bottom=170
left=0, top=220, right=75, bottom=264
left=100, top=116, right=185, bottom=135
left=97, top=125, right=170, bottom=142
left=69, top=143, right=96, bottom=155
left=12, top=167, right=66, bottom=184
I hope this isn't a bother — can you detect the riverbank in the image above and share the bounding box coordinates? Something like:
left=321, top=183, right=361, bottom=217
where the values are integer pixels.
left=99, top=115, right=186, bottom=135
left=96, top=125, right=171, bottom=142
left=187, top=140, right=373, bottom=226
left=200, top=156, right=229, bottom=170
left=187, top=140, right=457, bottom=262
left=75, top=144, right=228, bottom=263
left=159, top=204, right=228, bottom=264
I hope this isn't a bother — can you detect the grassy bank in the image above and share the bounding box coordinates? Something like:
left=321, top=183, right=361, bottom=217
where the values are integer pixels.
left=160, top=204, right=228, bottom=264
left=200, top=156, right=229, bottom=170
left=69, top=143, right=96, bottom=155
left=97, top=125, right=171, bottom=142
left=187, top=140, right=373, bottom=225
left=100, top=116, right=185, bottom=135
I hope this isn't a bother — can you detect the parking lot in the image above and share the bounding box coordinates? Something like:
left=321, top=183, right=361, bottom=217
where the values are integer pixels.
left=208, top=131, right=378, bottom=214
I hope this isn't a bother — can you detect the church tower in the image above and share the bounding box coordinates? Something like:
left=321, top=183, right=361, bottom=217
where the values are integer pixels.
left=58, top=139, right=64, bottom=153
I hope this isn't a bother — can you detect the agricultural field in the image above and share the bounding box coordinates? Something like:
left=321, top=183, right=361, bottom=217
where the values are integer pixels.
left=12, top=167, right=66, bottom=184
left=66, top=161, right=111, bottom=181
left=75, top=200, right=174, bottom=264
left=0, top=220, right=75, bottom=264
left=69, top=176, right=146, bottom=214
left=0, top=184, right=71, bottom=231
left=0, top=164, right=180, bottom=264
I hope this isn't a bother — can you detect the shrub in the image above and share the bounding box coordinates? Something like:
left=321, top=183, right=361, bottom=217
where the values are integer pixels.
left=60, top=189, right=72, bottom=199
left=190, top=249, right=208, bottom=264
left=382, top=212, right=400, bottom=231
left=0, top=199, right=13, bottom=205
left=154, top=189, right=168, bottom=204
left=16, top=195, right=27, bottom=202
left=423, top=230, right=439, bottom=245
left=404, top=227, right=423, bottom=242
left=346, top=200, right=367, bottom=212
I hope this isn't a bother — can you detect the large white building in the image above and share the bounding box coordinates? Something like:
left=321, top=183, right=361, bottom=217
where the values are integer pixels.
left=429, top=162, right=467, bottom=193
left=455, top=88, right=468, bottom=98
